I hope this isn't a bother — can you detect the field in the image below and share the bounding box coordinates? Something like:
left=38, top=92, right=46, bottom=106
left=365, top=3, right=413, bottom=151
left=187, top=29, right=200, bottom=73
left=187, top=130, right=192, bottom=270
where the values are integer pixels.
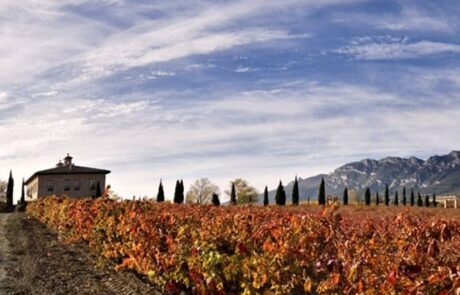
left=27, top=197, right=460, bottom=294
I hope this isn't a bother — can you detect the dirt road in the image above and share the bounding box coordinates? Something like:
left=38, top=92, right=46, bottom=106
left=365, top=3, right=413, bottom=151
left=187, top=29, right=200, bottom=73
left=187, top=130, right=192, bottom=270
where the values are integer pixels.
left=0, top=214, right=13, bottom=294
left=0, top=212, right=159, bottom=295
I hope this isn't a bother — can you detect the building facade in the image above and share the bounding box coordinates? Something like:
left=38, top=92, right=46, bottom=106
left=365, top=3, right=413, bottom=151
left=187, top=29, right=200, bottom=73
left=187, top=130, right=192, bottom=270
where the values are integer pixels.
left=25, top=154, right=110, bottom=200
left=437, top=195, right=460, bottom=208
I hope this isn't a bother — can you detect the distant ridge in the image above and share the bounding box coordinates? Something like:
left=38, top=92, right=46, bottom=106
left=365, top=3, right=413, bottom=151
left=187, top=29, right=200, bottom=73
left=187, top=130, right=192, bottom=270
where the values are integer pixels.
left=266, top=151, right=460, bottom=203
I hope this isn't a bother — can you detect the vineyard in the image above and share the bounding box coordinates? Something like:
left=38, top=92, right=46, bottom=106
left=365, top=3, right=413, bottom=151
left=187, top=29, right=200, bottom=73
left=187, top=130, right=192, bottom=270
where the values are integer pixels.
left=27, top=197, right=460, bottom=294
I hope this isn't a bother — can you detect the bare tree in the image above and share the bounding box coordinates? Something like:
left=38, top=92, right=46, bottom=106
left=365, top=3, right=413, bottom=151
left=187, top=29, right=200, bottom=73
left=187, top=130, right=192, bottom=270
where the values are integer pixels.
left=349, top=189, right=361, bottom=205
left=186, top=178, right=220, bottom=205
left=225, top=178, right=258, bottom=204
left=0, top=179, right=7, bottom=204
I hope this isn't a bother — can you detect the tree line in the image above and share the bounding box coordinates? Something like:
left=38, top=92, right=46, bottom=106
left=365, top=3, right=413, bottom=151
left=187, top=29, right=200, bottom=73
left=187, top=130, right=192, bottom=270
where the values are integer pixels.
left=0, top=170, right=444, bottom=208
left=151, top=178, right=258, bottom=205
left=151, top=176, right=441, bottom=208
left=349, top=184, right=438, bottom=207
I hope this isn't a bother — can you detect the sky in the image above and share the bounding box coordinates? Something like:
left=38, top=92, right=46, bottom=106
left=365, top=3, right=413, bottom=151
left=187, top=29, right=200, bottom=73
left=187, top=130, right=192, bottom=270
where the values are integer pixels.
left=1, top=0, right=460, bottom=201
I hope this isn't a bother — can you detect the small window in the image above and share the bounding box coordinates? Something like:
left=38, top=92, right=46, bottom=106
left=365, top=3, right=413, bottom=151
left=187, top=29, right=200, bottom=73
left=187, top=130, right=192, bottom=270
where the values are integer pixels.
left=64, top=179, right=71, bottom=191
left=74, top=180, right=80, bottom=191
left=89, top=180, right=96, bottom=190
left=47, top=180, right=54, bottom=192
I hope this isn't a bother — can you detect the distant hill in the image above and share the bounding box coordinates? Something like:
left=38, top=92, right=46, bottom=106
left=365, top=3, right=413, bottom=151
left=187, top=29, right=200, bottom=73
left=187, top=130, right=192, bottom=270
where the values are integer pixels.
left=266, top=151, right=460, bottom=203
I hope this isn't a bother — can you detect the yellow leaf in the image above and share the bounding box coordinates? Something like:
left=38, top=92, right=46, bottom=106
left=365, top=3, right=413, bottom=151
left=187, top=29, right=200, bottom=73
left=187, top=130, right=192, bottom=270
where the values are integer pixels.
left=304, top=277, right=312, bottom=293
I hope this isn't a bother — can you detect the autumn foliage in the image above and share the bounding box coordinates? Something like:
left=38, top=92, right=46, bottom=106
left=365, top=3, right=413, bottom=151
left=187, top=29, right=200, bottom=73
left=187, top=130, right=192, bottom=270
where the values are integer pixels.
left=27, top=196, right=460, bottom=294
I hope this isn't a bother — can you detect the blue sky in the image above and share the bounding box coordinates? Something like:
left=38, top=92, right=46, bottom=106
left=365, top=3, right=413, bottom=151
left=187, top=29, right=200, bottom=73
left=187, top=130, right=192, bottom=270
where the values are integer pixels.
left=1, top=0, right=459, bottom=200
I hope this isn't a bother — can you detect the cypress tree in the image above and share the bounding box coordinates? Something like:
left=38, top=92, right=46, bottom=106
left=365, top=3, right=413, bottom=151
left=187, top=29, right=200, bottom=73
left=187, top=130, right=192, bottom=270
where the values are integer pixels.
left=343, top=187, right=348, bottom=205
left=318, top=178, right=326, bottom=205
left=20, top=178, right=25, bottom=205
left=6, top=170, right=14, bottom=209
left=263, top=186, right=269, bottom=206
left=384, top=184, right=389, bottom=206
left=402, top=187, right=407, bottom=206
left=417, top=192, right=423, bottom=207
left=425, top=195, right=430, bottom=207
left=393, top=190, right=399, bottom=206
left=292, top=177, right=299, bottom=206
left=157, top=180, right=165, bottom=202
left=173, top=180, right=181, bottom=204
left=432, top=193, right=437, bottom=207
left=364, top=187, right=371, bottom=205
left=173, top=180, right=180, bottom=204
left=375, top=192, right=380, bottom=206
left=230, top=182, right=237, bottom=205
left=95, top=181, right=102, bottom=198
left=275, top=181, right=286, bottom=206
left=410, top=189, right=415, bottom=206
left=211, top=193, right=220, bottom=206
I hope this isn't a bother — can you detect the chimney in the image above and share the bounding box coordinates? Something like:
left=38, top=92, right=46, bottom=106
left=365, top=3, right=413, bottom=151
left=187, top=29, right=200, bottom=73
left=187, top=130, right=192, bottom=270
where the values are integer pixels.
left=56, top=160, right=64, bottom=168
left=63, top=153, right=73, bottom=167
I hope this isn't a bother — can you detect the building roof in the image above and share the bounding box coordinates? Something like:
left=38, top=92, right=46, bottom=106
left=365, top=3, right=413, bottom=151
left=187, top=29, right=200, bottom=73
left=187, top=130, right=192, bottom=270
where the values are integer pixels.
left=25, top=164, right=110, bottom=185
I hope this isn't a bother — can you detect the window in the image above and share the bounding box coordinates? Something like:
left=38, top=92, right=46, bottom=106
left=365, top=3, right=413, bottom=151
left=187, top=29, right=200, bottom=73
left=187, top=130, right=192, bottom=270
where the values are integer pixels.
left=64, top=179, right=71, bottom=191
left=74, top=180, right=80, bottom=191
left=47, top=180, right=54, bottom=192
left=89, top=180, right=96, bottom=190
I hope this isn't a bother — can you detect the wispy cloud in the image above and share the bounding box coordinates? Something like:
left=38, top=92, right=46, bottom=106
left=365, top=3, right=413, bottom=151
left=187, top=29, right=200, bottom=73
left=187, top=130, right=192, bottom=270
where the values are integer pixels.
left=331, top=2, right=457, bottom=33
left=337, top=36, right=460, bottom=60
left=234, top=66, right=257, bottom=73
left=3, top=75, right=460, bottom=197
left=376, top=9, right=452, bottom=33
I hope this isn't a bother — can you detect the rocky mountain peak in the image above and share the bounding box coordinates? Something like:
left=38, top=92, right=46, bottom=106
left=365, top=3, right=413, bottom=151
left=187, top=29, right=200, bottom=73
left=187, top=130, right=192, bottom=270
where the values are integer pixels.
left=267, top=151, right=460, bottom=202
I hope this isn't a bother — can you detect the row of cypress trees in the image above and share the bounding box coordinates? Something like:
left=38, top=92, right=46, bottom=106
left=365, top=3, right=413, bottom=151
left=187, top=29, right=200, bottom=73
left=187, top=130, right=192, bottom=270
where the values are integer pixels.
left=266, top=177, right=322, bottom=206
left=354, top=184, right=437, bottom=207
left=155, top=180, right=185, bottom=203
left=263, top=176, right=301, bottom=206
left=263, top=177, right=440, bottom=207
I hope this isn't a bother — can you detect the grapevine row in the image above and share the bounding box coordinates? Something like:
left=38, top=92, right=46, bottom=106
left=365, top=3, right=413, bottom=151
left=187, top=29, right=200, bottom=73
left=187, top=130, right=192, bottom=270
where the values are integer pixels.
left=27, top=197, right=460, bottom=294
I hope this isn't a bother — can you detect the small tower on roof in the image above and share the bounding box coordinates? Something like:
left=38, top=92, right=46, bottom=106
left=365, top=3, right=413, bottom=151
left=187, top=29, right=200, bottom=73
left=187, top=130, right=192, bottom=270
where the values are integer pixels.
left=63, top=153, right=73, bottom=167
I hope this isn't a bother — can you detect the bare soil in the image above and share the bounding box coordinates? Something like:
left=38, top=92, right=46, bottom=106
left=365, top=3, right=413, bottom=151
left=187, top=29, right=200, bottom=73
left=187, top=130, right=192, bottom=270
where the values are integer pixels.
left=0, top=214, right=14, bottom=294
left=1, top=212, right=160, bottom=295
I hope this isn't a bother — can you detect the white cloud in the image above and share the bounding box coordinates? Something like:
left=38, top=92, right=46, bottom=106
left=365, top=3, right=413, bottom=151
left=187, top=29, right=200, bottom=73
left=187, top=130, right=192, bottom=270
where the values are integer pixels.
left=0, top=92, right=8, bottom=101
left=150, top=71, right=176, bottom=77
left=337, top=36, right=460, bottom=60
left=61, top=98, right=152, bottom=118
left=331, top=4, right=456, bottom=33
left=376, top=4, right=456, bottom=33
left=234, top=66, right=257, bottom=73
left=74, top=28, right=300, bottom=84
left=33, top=90, right=59, bottom=97
left=0, top=0, right=341, bottom=93
left=0, top=92, right=28, bottom=111
left=2, top=76, right=460, bottom=199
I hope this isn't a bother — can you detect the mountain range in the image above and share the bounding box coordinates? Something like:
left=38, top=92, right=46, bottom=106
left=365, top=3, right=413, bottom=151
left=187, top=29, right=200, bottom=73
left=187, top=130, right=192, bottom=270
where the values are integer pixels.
left=266, top=151, right=460, bottom=203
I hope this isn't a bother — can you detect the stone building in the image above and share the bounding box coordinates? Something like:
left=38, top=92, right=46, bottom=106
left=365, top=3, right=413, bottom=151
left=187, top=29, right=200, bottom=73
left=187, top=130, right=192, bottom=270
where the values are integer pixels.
left=25, top=154, right=110, bottom=200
